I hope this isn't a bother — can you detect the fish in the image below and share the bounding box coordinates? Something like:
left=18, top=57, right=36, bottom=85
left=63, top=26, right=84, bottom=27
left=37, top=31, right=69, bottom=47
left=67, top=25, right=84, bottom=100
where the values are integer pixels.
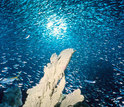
left=25, top=35, right=30, bottom=39
left=0, top=0, right=123, bottom=106
left=0, top=71, right=22, bottom=84
left=113, top=67, right=124, bottom=73
left=84, top=80, right=96, bottom=84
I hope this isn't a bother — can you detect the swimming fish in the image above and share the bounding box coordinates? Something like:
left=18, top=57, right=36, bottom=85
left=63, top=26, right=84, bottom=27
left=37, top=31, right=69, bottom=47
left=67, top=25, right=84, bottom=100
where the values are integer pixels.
left=113, top=67, right=124, bottom=73
left=84, top=80, right=96, bottom=84
left=0, top=71, right=22, bottom=84
left=25, top=35, right=30, bottom=39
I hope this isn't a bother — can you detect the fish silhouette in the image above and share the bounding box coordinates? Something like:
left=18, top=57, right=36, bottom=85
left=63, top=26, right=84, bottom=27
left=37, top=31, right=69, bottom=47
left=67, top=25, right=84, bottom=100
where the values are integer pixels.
left=0, top=71, right=22, bottom=84
left=84, top=80, right=96, bottom=84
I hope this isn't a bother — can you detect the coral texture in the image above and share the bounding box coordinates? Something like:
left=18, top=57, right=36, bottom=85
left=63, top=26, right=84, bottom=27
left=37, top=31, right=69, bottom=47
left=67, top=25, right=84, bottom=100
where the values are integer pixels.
left=60, top=89, right=84, bottom=107
left=23, top=49, right=84, bottom=107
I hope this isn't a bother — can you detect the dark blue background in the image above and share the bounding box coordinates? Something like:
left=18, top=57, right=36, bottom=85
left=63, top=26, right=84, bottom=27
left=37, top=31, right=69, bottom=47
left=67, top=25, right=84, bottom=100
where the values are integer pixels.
left=0, top=0, right=123, bottom=106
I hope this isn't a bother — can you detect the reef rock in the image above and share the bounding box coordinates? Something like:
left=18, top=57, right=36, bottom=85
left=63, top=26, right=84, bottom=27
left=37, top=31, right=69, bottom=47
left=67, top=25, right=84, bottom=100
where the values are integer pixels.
left=0, top=86, right=22, bottom=107
left=23, top=49, right=84, bottom=107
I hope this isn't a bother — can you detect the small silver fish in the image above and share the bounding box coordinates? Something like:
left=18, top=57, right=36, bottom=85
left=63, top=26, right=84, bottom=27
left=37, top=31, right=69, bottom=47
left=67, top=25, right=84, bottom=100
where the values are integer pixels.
left=0, top=77, right=18, bottom=84
left=84, top=80, right=96, bottom=84
left=25, top=35, right=30, bottom=39
left=113, top=67, right=124, bottom=73
left=0, top=71, right=22, bottom=84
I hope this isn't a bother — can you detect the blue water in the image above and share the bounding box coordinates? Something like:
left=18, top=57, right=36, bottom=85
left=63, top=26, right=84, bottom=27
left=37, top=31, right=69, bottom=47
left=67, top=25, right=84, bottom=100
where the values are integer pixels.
left=0, top=0, right=123, bottom=106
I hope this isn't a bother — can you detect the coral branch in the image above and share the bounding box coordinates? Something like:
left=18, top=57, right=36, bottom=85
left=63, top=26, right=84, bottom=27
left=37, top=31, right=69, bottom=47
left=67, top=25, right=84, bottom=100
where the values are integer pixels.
left=23, top=49, right=84, bottom=107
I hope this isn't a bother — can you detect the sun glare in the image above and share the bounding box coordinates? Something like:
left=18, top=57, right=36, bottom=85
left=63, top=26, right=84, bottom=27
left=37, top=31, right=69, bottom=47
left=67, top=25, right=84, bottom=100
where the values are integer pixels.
left=46, top=15, right=67, bottom=38
left=47, top=22, right=53, bottom=28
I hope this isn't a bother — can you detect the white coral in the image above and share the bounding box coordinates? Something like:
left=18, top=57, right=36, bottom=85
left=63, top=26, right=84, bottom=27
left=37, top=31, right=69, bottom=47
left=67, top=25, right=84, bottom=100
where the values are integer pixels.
left=23, top=49, right=84, bottom=107
left=60, top=89, right=84, bottom=107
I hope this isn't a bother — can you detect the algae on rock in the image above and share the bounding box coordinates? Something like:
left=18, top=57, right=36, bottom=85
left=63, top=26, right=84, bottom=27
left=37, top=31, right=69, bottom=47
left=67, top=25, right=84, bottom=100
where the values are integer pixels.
left=23, top=49, right=84, bottom=107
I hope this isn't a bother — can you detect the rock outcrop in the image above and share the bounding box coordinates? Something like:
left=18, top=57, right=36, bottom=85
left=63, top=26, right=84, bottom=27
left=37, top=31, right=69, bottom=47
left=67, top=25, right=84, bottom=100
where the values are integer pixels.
left=0, top=86, right=22, bottom=107
left=23, top=49, right=84, bottom=107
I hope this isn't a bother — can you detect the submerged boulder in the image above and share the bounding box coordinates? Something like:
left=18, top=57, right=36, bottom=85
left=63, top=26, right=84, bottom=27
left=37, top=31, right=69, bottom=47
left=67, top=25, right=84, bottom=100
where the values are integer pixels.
left=0, top=86, right=22, bottom=107
left=23, top=49, right=84, bottom=107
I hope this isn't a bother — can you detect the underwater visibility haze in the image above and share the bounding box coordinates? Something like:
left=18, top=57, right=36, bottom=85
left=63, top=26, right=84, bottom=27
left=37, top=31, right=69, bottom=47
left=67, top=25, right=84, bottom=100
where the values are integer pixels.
left=0, top=0, right=124, bottom=106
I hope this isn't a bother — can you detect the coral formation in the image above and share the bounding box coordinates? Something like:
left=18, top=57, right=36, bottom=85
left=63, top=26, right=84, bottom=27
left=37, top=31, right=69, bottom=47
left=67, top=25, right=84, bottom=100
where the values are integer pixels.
left=0, top=86, right=22, bottom=107
left=23, top=49, right=84, bottom=107
left=60, top=89, right=83, bottom=107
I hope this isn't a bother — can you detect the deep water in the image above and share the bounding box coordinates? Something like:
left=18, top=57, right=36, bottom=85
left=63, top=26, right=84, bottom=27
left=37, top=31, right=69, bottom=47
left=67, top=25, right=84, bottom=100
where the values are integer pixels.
left=0, top=0, right=124, bottom=106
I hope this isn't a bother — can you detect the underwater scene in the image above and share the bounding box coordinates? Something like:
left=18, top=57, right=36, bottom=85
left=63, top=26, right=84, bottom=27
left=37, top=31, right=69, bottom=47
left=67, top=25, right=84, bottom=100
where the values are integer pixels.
left=0, top=0, right=124, bottom=107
